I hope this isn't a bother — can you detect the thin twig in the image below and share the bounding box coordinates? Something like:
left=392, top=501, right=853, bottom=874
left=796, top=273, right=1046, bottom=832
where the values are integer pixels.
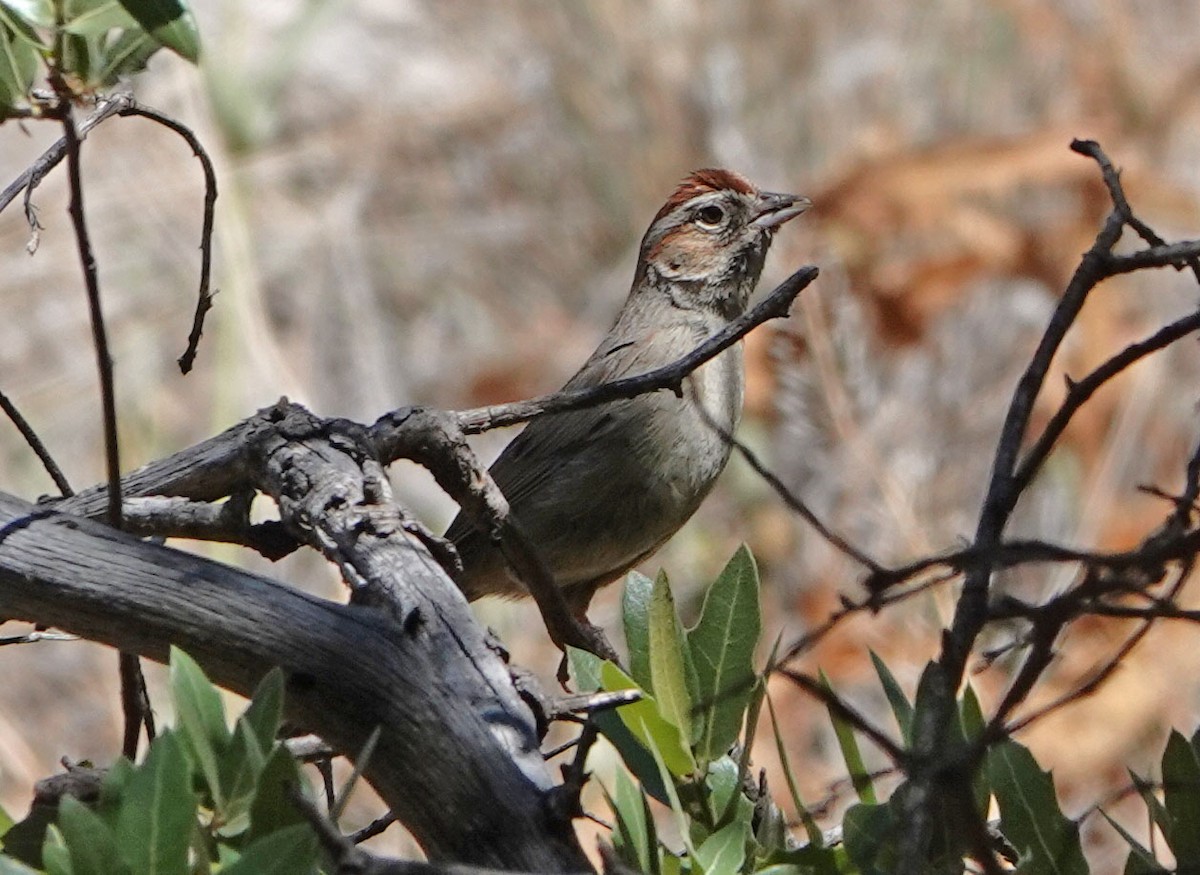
left=114, top=102, right=219, bottom=374
left=455, top=265, right=819, bottom=434
left=726, top=431, right=881, bottom=571
left=1071, top=138, right=1200, bottom=284
left=53, top=100, right=122, bottom=529
left=49, top=83, right=151, bottom=759
left=1013, top=307, right=1200, bottom=497
left=0, top=93, right=132, bottom=217
left=776, top=666, right=906, bottom=764
left=348, top=811, right=397, bottom=844
left=0, top=390, right=73, bottom=497
left=0, top=629, right=78, bottom=645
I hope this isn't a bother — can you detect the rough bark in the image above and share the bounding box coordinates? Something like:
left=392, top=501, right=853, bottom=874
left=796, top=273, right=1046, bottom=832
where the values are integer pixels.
left=0, top=402, right=591, bottom=871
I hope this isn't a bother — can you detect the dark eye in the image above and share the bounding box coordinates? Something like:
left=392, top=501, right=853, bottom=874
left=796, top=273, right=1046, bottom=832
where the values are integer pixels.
left=695, top=205, right=725, bottom=227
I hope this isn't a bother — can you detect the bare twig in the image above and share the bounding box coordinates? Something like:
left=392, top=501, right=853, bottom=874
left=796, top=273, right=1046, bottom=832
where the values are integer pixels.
left=1071, top=138, right=1200, bottom=284
left=48, top=88, right=153, bottom=759
left=776, top=666, right=906, bottom=764
left=0, top=390, right=73, bottom=497
left=117, top=493, right=296, bottom=559
left=455, top=266, right=819, bottom=434
left=0, top=628, right=77, bottom=645
left=349, top=810, right=398, bottom=844
left=1014, top=308, right=1200, bottom=497
left=895, top=139, right=1198, bottom=871
left=0, top=93, right=132, bottom=217
left=114, top=101, right=219, bottom=374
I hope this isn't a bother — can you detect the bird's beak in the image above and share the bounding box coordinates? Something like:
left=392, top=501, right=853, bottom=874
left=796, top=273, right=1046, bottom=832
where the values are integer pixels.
left=751, top=191, right=812, bottom=229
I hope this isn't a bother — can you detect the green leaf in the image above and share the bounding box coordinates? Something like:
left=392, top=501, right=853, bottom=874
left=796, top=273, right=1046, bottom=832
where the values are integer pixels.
left=755, top=846, right=844, bottom=875
left=169, top=646, right=230, bottom=809
left=648, top=571, right=694, bottom=745
left=94, top=26, right=157, bottom=85
left=247, top=745, right=307, bottom=843
left=215, top=719, right=267, bottom=837
left=703, top=756, right=740, bottom=826
left=602, top=660, right=696, bottom=778
left=0, top=2, right=45, bottom=48
left=605, top=770, right=658, bottom=875
left=692, top=818, right=747, bottom=875
left=958, top=684, right=990, bottom=819
left=567, top=645, right=603, bottom=691
left=243, top=668, right=285, bottom=753
left=820, top=670, right=876, bottom=804
left=113, top=0, right=198, bottom=61
left=115, top=730, right=196, bottom=875
left=61, top=1, right=138, bottom=36
left=987, top=740, right=1087, bottom=874
left=567, top=647, right=670, bottom=802
left=0, top=18, right=38, bottom=113
left=1161, top=729, right=1200, bottom=866
left=40, top=825, right=71, bottom=875
left=765, top=690, right=823, bottom=846
left=96, top=757, right=133, bottom=826
left=623, top=571, right=655, bottom=692
left=686, top=544, right=762, bottom=763
left=1, top=0, right=52, bottom=28
left=869, top=650, right=913, bottom=746
left=57, top=797, right=128, bottom=875
left=218, top=823, right=318, bottom=875
left=842, top=802, right=894, bottom=875
left=0, top=800, right=12, bottom=836
left=646, top=739, right=697, bottom=861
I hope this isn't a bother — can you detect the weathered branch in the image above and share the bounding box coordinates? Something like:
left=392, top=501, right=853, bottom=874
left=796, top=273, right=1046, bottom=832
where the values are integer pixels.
left=0, top=412, right=591, bottom=870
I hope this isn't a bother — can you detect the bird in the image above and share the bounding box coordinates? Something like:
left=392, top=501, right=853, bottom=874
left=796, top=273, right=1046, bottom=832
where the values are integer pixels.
left=445, top=169, right=809, bottom=617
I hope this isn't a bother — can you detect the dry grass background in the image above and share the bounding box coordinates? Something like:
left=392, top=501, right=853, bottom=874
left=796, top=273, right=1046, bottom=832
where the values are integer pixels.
left=3, top=1, right=1200, bottom=868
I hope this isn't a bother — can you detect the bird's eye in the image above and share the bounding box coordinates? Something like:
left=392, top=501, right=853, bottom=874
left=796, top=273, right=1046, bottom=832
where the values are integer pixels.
left=695, top=205, right=725, bottom=227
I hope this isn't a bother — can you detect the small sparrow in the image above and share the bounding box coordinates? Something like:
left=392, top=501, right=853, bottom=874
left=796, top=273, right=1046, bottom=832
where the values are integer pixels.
left=446, top=169, right=809, bottom=614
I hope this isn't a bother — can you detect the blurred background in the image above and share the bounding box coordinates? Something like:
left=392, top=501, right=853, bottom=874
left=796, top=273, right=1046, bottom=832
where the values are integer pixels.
left=3, top=1, right=1200, bottom=869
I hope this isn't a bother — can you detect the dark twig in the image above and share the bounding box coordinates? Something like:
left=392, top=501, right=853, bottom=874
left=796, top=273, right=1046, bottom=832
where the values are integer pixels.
left=867, top=531, right=1200, bottom=594
left=0, top=390, right=73, bottom=497
left=1013, top=307, right=1200, bottom=498
left=349, top=810, right=398, bottom=844
left=549, top=721, right=601, bottom=826
left=1172, top=435, right=1200, bottom=530
left=51, top=99, right=121, bottom=530
left=693, top=397, right=880, bottom=571
left=730, top=434, right=880, bottom=571
left=114, top=102, right=219, bottom=374
left=897, top=140, right=1186, bottom=870
left=1071, top=138, right=1200, bottom=284
left=455, top=266, right=819, bottom=434
left=48, top=88, right=152, bottom=759
left=776, top=667, right=906, bottom=764
left=118, top=494, right=298, bottom=559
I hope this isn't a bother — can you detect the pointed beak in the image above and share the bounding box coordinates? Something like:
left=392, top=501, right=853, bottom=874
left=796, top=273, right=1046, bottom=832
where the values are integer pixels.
left=751, top=191, right=812, bottom=229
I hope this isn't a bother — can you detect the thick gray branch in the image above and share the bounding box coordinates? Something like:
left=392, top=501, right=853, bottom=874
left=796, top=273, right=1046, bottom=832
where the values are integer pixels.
left=0, top=496, right=587, bottom=870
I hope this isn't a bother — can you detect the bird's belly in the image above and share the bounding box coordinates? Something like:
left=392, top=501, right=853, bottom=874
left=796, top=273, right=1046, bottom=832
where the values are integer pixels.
left=542, top=348, right=743, bottom=580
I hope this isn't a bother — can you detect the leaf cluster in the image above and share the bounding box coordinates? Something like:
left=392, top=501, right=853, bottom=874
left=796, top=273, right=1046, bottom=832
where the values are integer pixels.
left=0, top=0, right=199, bottom=118
left=0, top=649, right=319, bottom=875
left=575, top=546, right=1200, bottom=874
